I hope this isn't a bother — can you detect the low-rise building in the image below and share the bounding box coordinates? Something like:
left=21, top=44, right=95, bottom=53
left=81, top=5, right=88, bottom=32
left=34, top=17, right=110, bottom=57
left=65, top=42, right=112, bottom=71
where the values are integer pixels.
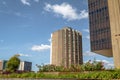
left=19, top=61, right=32, bottom=71
left=0, top=60, right=32, bottom=71
left=0, top=60, right=8, bottom=71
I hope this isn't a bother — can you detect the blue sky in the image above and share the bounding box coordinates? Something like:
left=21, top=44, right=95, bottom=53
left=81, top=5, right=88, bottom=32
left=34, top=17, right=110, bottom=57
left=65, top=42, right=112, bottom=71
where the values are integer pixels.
left=0, top=0, right=113, bottom=71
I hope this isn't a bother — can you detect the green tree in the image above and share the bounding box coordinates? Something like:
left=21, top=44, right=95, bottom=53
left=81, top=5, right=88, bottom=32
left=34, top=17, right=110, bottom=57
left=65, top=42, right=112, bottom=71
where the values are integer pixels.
left=6, top=54, right=20, bottom=72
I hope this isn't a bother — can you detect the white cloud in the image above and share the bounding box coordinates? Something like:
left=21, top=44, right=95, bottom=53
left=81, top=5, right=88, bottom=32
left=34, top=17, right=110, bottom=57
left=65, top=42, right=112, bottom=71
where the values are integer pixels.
left=2, top=1, right=7, bottom=5
left=44, top=3, right=88, bottom=21
left=84, top=59, right=114, bottom=69
left=20, top=0, right=39, bottom=6
left=96, top=60, right=109, bottom=64
left=18, top=53, right=31, bottom=57
left=48, top=34, right=52, bottom=42
left=31, top=36, right=52, bottom=52
left=82, top=0, right=88, bottom=5
left=83, top=29, right=89, bottom=33
left=34, top=0, right=39, bottom=2
left=107, top=63, right=114, bottom=67
left=13, top=11, right=28, bottom=18
left=14, top=12, right=22, bottom=16
left=0, top=40, right=4, bottom=43
left=96, top=59, right=114, bottom=69
left=21, top=0, right=31, bottom=6
left=83, top=51, right=96, bottom=56
left=86, top=35, right=90, bottom=39
left=31, top=44, right=51, bottom=52
left=0, top=10, right=27, bottom=18
left=82, top=29, right=90, bottom=39
left=48, top=38, right=51, bottom=42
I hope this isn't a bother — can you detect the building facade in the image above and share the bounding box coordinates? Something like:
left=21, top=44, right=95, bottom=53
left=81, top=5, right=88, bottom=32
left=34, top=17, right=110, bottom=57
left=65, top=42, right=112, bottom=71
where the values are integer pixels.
left=0, top=60, right=7, bottom=71
left=0, top=61, right=2, bottom=71
left=19, top=61, right=32, bottom=71
left=51, top=27, right=83, bottom=68
left=88, top=0, right=120, bottom=68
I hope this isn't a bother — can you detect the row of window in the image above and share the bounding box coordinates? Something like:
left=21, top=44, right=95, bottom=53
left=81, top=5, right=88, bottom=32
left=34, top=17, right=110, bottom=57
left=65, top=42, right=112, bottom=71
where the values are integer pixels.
left=91, top=38, right=111, bottom=45
left=91, top=39, right=112, bottom=50
left=91, top=43, right=111, bottom=50
left=89, top=10, right=108, bottom=21
left=90, top=27, right=110, bottom=35
left=88, top=0, right=107, bottom=9
left=89, top=7, right=109, bottom=25
left=89, top=6, right=107, bottom=15
left=90, top=16, right=109, bottom=26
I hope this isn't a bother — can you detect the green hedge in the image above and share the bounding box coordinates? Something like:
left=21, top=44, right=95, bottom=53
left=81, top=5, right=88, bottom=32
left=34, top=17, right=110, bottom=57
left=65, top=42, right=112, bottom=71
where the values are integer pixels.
left=0, top=70, right=120, bottom=79
left=37, top=60, right=104, bottom=72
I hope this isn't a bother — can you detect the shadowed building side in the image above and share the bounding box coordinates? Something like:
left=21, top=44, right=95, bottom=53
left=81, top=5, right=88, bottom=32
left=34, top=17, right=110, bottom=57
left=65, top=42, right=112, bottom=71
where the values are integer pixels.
left=88, top=0, right=120, bottom=68
left=88, top=0, right=112, bottom=57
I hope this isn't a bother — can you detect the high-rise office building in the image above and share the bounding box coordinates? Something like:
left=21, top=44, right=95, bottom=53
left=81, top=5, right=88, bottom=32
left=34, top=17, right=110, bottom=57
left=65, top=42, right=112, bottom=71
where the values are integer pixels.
left=88, top=0, right=120, bottom=68
left=51, top=27, right=83, bottom=68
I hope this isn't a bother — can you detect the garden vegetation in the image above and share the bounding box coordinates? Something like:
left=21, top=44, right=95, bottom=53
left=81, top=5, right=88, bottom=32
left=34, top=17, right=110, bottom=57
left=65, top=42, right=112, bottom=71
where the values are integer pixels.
left=0, top=60, right=119, bottom=79
left=1, top=69, right=120, bottom=79
left=6, top=54, right=20, bottom=72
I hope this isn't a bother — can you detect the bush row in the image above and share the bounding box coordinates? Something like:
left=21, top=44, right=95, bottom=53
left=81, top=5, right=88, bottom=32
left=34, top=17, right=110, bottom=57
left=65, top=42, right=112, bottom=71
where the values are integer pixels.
left=0, top=70, right=120, bottom=79
left=37, top=60, right=104, bottom=72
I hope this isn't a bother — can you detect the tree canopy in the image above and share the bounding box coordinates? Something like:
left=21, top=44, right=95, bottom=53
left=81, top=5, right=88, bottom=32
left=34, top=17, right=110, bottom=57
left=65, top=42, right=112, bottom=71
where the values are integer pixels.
left=6, top=54, right=20, bottom=72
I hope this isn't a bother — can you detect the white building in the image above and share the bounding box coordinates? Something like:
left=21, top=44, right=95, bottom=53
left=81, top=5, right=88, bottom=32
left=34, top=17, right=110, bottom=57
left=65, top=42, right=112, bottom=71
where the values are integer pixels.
left=19, top=61, right=32, bottom=71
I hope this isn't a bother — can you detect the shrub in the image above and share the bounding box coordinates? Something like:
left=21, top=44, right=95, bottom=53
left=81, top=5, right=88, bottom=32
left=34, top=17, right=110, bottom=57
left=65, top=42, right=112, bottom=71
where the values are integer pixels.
left=82, top=60, right=104, bottom=71
left=69, top=64, right=83, bottom=72
left=37, top=64, right=65, bottom=72
left=0, top=70, right=120, bottom=79
left=37, top=60, right=104, bottom=72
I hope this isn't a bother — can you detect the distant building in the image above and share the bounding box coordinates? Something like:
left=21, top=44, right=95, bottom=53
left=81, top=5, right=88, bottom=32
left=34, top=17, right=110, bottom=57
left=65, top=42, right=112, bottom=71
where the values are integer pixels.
left=0, top=60, right=32, bottom=71
left=88, top=0, right=120, bottom=68
left=51, top=27, right=83, bottom=68
left=18, top=61, right=32, bottom=71
left=0, top=60, right=8, bottom=71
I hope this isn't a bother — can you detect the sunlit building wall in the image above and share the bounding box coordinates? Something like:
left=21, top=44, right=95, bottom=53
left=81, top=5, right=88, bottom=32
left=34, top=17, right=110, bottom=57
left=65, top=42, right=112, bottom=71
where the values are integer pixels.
left=51, top=27, right=83, bottom=67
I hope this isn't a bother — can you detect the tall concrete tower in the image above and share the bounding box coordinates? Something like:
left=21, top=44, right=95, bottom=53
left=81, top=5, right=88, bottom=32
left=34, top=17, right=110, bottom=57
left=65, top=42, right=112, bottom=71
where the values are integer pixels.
left=51, top=27, right=83, bottom=67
